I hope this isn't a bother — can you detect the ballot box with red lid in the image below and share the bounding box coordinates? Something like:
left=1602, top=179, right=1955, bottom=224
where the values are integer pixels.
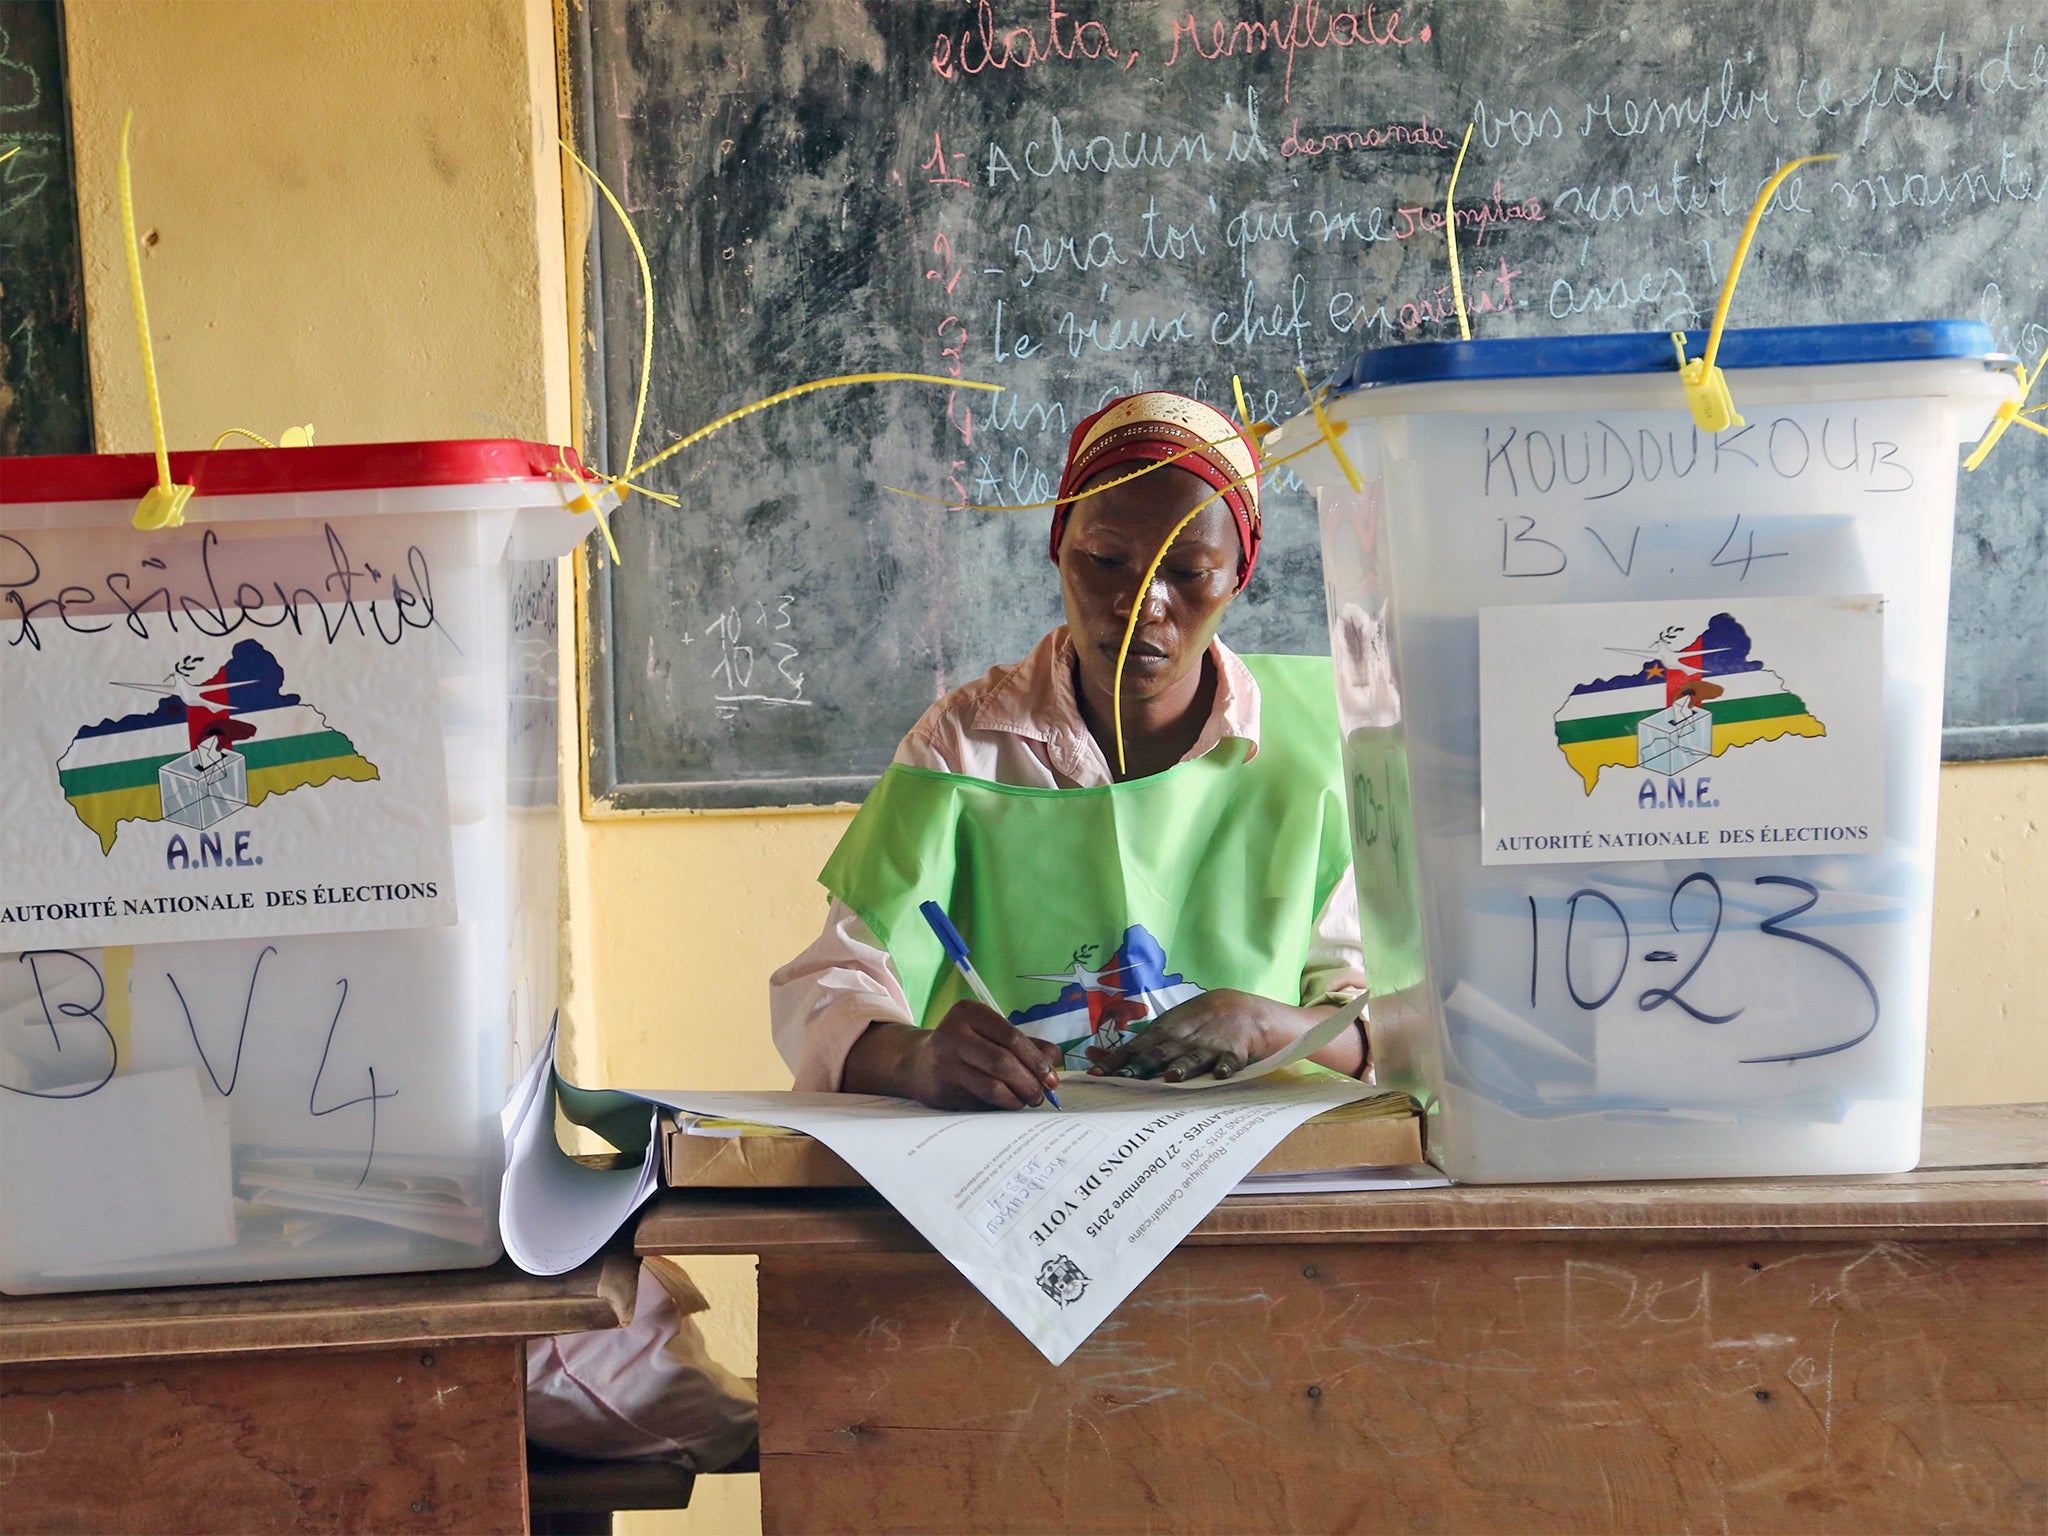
left=0, top=440, right=606, bottom=1292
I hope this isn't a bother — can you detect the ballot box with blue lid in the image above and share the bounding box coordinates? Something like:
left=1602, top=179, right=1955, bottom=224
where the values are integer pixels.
left=1267, top=322, right=2022, bottom=1183
left=0, top=441, right=604, bottom=1292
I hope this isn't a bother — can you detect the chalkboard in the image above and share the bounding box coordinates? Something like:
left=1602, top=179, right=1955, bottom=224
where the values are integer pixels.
left=570, top=0, right=2047, bottom=809
left=0, top=0, right=92, bottom=457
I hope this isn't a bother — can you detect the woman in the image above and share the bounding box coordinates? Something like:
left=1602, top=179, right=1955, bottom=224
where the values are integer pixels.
left=530, top=392, right=1364, bottom=1472
left=772, top=390, right=1368, bottom=1104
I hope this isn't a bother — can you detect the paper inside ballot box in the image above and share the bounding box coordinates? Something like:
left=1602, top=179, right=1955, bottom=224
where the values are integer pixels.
left=660, top=1093, right=1423, bottom=1188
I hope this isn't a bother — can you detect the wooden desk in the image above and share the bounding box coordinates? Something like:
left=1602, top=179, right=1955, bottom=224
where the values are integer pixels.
left=637, top=1105, right=2048, bottom=1535
left=0, top=1254, right=635, bottom=1534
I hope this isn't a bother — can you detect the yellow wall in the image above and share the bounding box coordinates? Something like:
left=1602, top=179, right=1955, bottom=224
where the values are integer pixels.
left=1925, top=759, right=2048, bottom=1101
left=67, top=0, right=568, bottom=450
left=57, top=8, right=2045, bottom=1536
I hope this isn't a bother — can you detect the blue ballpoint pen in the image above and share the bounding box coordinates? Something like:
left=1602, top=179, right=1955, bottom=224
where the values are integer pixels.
left=918, top=900, right=1061, bottom=1109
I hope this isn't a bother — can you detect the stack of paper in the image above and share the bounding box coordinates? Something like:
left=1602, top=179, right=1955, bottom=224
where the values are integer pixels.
left=238, top=1152, right=492, bottom=1246
left=1233, top=1165, right=1449, bottom=1194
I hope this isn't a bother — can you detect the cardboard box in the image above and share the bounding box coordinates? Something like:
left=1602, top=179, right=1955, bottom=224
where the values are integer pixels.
left=660, top=1094, right=1423, bottom=1188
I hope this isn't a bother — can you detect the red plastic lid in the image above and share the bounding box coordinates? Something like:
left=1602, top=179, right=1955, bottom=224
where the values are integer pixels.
left=0, top=439, right=596, bottom=504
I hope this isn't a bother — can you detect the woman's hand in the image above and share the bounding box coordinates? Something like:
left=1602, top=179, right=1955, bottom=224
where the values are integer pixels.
left=842, top=1005, right=1062, bottom=1110
left=1084, top=991, right=1356, bottom=1081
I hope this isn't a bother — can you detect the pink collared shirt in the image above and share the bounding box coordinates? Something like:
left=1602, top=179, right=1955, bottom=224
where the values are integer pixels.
left=768, top=628, right=1368, bottom=1090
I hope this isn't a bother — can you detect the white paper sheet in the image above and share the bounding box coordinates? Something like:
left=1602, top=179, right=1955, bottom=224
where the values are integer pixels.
left=498, top=1028, right=662, bottom=1277
left=499, top=1025, right=1376, bottom=1364
left=1230, top=1163, right=1451, bottom=1194
left=0, top=603, right=456, bottom=950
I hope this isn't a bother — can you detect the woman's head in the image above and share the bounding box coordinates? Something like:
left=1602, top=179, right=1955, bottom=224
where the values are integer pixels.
left=1056, top=462, right=1239, bottom=707
left=1050, top=392, right=1263, bottom=709
left=1051, top=391, right=1263, bottom=588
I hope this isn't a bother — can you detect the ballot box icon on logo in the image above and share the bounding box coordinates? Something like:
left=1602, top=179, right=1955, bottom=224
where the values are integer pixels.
left=1637, top=703, right=1713, bottom=777
left=158, top=745, right=249, bottom=830
left=1035, top=1254, right=1089, bottom=1306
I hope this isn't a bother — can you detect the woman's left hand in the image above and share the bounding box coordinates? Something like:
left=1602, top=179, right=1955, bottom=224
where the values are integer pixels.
left=1084, top=990, right=1316, bottom=1082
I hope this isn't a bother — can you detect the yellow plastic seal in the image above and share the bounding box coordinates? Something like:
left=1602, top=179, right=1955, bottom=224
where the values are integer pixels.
left=119, top=112, right=195, bottom=531
left=132, top=482, right=195, bottom=531
left=1670, top=331, right=1745, bottom=433
left=1297, top=367, right=1362, bottom=494
left=1964, top=345, right=2048, bottom=472
left=1445, top=123, right=1476, bottom=344
left=1672, top=153, right=1839, bottom=433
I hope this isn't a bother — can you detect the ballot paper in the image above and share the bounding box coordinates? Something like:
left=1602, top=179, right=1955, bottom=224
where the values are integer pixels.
left=501, top=1023, right=1376, bottom=1364
left=237, top=1151, right=492, bottom=1246
left=1231, top=1164, right=1451, bottom=1194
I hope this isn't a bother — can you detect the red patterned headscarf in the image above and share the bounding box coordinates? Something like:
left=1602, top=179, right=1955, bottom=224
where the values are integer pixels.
left=1052, top=391, right=1264, bottom=590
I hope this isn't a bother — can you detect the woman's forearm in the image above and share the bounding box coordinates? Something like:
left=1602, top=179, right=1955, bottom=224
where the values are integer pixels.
left=1301, top=1001, right=1368, bottom=1077
left=1238, top=994, right=1368, bottom=1077
left=839, top=1020, right=926, bottom=1098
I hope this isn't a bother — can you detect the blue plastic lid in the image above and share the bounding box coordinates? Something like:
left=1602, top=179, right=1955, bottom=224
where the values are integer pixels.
left=1329, top=321, right=2005, bottom=394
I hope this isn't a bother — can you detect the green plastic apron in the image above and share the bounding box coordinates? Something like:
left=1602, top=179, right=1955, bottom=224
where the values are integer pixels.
left=821, top=654, right=1353, bottom=1070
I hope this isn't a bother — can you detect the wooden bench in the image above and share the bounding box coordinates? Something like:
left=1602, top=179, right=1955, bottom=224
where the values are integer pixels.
left=0, top=1254, right=634, bottom=1533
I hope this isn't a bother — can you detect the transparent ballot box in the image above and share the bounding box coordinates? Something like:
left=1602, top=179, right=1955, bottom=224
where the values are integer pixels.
left=0, top=442, right=597, bottom=1291
left=1267, top=323, right=2020, bottom=1182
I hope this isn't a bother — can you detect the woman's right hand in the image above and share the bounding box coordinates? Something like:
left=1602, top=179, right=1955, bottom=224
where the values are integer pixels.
left=844, top=1006, right=1062, bottom=1110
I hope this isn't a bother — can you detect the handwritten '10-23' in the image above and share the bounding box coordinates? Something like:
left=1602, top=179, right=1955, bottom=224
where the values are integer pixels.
left=1533, top=872, right=1881, bottom=1065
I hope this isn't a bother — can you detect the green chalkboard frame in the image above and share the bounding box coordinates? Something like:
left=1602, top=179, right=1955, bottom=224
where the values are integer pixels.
left=0, top=0, right=94, bottom=458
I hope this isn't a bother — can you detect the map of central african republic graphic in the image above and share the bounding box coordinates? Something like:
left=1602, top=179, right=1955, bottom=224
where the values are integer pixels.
left=56, top=639, right=379, bottom=853
left=1551, top=613, right=1826, bottom=794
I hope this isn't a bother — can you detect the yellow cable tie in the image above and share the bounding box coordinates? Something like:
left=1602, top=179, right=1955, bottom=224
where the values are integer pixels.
left=0, top=146, right=18, bottom=165
left=1445, top=122, right=1476, bottom=343
left=1962, top=404, right=2019, bottom=472
left=613, top=478, right=680, bottom=507
left=627, top=374, right=1001, bottom=482
left=1964, top=346, right=2047, bottom=472
left=1106, top=438, right=1322, bottom=774
left=554, top=137, right=655, bottom=565
left=559, top=137, right=657, bottom=494
left=554, top=448, right=623, bottom=564
left=208, top=425, right=314, bottom=451
left=1675, top=152, right=1840, bottom=433
left=1670, top=330, right=1742, bottom=434
left=1297, top=366, right=1362, bottom=493
left=119, top=111, right=193, bottom=532
left=1231, top=373, right=1276, bottom=440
